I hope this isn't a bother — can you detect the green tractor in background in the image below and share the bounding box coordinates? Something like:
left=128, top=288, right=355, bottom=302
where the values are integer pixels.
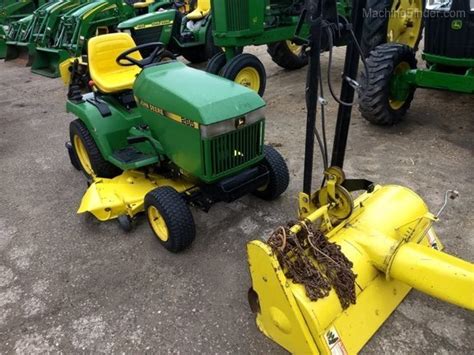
left=118, top=0, right=221, bottom=64
left=0, top=0, right=51, bottom=57
left=4, top=0, right=86, bottom=63
left=64, top=32, right=289, bottom=252
left=359, top=0, right=474, bottom=125
left=206, top=0, right=424, bottom=97
left=29, top=0, right=174, bottom=77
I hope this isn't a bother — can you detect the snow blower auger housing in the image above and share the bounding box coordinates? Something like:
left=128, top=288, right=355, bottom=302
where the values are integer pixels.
left=65, top=32, right=289, bottom=253
left=247, top=0, right=474, bottom=353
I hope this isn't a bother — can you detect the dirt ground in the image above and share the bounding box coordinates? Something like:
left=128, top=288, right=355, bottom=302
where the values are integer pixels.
left=0, top=45, right=473, bottom=354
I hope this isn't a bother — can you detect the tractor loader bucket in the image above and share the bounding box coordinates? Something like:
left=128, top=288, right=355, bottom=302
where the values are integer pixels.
left=31, top=47, right=69, bottom=77
left=5, top=41, right=33, bottom=64
left=247, top=184, right=474, bottom=354
left=77, top=171, right=193, bottom=221
left=0, top=26, right=6, bottom=58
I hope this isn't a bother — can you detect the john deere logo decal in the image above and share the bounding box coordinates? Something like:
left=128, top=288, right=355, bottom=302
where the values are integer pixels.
left=451, top=20, right=462, bottom=30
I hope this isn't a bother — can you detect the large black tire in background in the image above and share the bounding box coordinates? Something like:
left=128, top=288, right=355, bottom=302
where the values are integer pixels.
left=361, top=0, right=423, bottom=57
left=69, top=119, right=121, bottom=178
left=181, top=21, right=221, bottom=64
left=144, top=186, right=196, bottom=253
left=253, top=145, right=290, bottom=201
left=206, top=52, right=227, bottom=75
left=221, top=53, right=267, bottom=97
left=359, top=43, right=417, bottom=125
left=267, top=40, right=308, bottom=70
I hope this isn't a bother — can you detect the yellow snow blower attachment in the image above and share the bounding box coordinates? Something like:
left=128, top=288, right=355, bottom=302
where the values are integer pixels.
left=248, top=179, right=473, bottom=354
left=247, top=0, right=474, bottom=353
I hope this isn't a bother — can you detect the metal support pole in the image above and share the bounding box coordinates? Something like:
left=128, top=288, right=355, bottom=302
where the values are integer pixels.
left=303, top=0, right=322, bottom=195
left=330, top=0, right=366, bottom=168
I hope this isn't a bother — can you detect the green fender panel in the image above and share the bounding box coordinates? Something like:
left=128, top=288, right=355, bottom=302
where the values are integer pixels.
left=66, top=94, right=144, bottom=163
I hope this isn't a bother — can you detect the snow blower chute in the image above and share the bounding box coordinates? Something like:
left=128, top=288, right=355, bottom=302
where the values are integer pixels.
left=246, top=0, right=474, bottom=353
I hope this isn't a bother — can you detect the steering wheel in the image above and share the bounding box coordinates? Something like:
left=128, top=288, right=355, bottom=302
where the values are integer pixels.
left=116, top=42, right=166, bottom=68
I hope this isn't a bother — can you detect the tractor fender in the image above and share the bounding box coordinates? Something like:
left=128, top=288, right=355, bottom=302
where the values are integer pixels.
left=66, top=94, right=143, bottom=163
left=117, top=9, right=178, bottom=46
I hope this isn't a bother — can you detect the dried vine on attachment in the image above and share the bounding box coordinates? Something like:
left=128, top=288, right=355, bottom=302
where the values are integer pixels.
left=267, top=222, right=357, bottom=309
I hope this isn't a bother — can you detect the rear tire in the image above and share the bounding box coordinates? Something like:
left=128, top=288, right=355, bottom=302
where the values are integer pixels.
left=361, top=0, right=423, bottom=57
left=267, top=40, right=308, bottom=70
left=69, top=119, right=121, bottom=178
left=145, top=186, right=196, bottom=253
left=253, top=145, right=289, bottom=201
left=359, top=43, right=417, bottom=125
left=221, top=53, right=266, bottom=97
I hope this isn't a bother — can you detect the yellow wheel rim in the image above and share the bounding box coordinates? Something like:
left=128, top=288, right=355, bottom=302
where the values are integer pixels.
left=389, top=61, right=411, bottom=110
left=148, top=206, right=169, bottom=242
left=235, top=67, right=261, bottom=92
left=73, top=135, right=93, bottom=175
left=387, top=0, right=423, bottom=48
left=286, top=40, right=303, bottom=56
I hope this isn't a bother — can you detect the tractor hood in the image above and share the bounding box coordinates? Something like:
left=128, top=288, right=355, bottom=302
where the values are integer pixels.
left=134, top=61, right=266, bottom=125
left=118, top=8, right=176, bottom=30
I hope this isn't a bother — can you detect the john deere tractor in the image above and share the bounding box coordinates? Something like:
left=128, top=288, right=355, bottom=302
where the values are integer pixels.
left=64, top=32, right=289, bottom=252
left=118, top=0, right=221, bottom=64
left=206, top=0, right=423, bottom=97
left=29, top=0, right=174, bottom=77
left=359, top=0, right=474, bottom=125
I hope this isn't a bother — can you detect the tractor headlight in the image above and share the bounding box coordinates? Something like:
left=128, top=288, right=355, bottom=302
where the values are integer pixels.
left=426, top=0, right=452, bottom=10
left=200, top=108, right=265, bottom=139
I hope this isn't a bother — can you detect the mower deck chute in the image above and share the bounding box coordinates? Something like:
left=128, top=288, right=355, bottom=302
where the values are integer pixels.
left=78, top=170, right=193, bottom=221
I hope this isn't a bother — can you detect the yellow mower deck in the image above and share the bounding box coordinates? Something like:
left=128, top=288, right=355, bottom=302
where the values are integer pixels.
left=78, top=170, right=194, bottom=221
left=247, top=185, right=474, bottom=354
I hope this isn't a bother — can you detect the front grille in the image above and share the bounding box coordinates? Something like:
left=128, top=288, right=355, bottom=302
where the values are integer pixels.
left=204, top=121, right=264, bottom=177
left=225, top=0, right=250, bottom=31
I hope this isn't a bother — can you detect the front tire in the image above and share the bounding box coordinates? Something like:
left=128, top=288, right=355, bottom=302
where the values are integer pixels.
left=145, top=186, right=196, bottom=253
left=221, top=53, right=266, bottom=97
left=253, top=145, right=289, bottom=201
left=267, top=40, right=308, bottom=70
left=69, top=119, right=121, bottom=178
left=359, top=43, right=417, bottom=125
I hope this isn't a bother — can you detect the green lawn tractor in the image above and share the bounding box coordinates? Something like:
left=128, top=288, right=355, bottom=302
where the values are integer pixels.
left=30, top=0, right=172, bottom=77
left=64, top=32, right=289, bottom=252
left=117, top=0, right=221, bottom=64
left=359, top=0, right=474, bottom=125
left=206, top=0, right=423, bottom=97
left=4, top=0, right=86, bottom=63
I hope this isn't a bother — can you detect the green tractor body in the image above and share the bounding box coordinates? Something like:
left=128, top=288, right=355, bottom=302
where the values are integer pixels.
left=69, top=60, right=266, bottom=181
left=5, top=0, right=85, bottom=63
left=117, top=2, right=220, bottom=64
left=31, top=0, right=136, bottom=77
left=360, top=0, right=474, bottom=125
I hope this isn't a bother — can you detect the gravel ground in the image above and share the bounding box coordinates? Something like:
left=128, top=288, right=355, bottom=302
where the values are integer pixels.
left=0, top=45, right=473, bottom=354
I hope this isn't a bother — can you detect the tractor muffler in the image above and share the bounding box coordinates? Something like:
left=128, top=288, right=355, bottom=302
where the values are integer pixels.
left=247, top=184, right=474, bottom=354
left=31, top=47, right=69, bottom=77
